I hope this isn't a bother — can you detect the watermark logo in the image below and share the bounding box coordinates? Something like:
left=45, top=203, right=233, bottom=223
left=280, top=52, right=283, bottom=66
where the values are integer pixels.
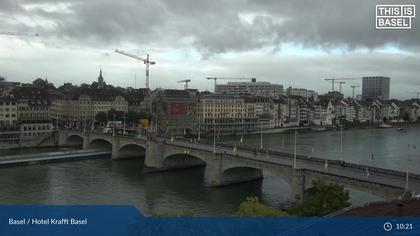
left=376, top=5, right=415, bottom=29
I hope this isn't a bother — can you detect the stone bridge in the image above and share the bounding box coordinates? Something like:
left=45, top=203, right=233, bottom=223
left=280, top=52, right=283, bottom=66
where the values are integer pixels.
left=58, top=130, right=420, bottom=202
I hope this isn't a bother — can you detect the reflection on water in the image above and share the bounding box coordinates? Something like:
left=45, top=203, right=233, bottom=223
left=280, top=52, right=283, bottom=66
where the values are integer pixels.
left=0, top=157, right=281, bottom=215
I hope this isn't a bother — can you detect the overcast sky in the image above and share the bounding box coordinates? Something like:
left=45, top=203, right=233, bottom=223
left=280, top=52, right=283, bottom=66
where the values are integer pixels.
left=0, top=0, right=419, bottom=99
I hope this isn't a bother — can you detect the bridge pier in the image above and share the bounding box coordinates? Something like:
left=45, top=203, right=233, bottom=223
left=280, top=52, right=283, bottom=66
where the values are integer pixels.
left=57, top=131, right=67, bottom=146
left=204, top=154, right=223, bottom=186
left=291, top=168, right=305, bottom=203
left=111, top=137, right=120, bottom=160
left=143, top=140, right=165, bottom=172
left=82, top=133, right=89, bottom=149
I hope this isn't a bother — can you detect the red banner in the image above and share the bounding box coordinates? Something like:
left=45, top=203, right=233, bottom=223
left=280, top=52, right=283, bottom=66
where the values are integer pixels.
left=170, top=103, right=191, bottom=115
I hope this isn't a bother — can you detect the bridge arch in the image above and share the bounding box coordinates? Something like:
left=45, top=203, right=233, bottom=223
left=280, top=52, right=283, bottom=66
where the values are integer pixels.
left=220, top=166, right=263, bottom=186
left=118, top=143, right=146, bottom=159
left=67, top=134, right=84, bottom=146
left=88, top=138, right=112, bottom=150
left=163, top=153, right=207, bottom=170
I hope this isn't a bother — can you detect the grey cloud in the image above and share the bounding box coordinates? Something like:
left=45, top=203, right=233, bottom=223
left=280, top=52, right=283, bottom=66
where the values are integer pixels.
left=4, top=0, right=419, bottom=54
left=0, top=0, right=24, bottom=13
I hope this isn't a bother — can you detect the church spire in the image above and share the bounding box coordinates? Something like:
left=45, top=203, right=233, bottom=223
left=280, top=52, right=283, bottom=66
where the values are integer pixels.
left=98, top=68, right=105, bottom=89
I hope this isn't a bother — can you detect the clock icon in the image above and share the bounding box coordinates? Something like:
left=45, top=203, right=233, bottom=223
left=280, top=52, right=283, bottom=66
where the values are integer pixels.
left=384, top=222, right=393, bottom=232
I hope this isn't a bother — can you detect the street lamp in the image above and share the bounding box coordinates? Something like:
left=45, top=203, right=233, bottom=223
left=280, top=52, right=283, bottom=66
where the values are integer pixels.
left=293, top=130, right=297, bottom=169
left=405, top=144, right=416, bottom=191
left=112, top=112, right=116, bottom=137
left=213, top=99, right=216, bottom=153
left=340, top=127, right=343, bottom=161
left=260, top=122, right=263, bottom=149
left=198, top=110, right=201, bottom=141
left=123, top=112, right=126, bottom=135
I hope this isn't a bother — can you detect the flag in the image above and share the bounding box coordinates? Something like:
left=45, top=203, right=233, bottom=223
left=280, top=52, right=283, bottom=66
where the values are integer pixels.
left=366, top=167, right=370, bottom=177
left=240, top=135, right=243, bottom=143
left=324, top=160, right=328, bottom=170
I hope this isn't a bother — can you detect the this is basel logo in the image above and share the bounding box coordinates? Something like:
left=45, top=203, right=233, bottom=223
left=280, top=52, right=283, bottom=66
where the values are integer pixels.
left=376, top=5, right=415, bottom=29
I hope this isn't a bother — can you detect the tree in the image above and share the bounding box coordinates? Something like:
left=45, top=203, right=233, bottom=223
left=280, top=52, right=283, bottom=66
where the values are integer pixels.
left=95, top=112, right=107, bottom=124
left=126, top=111, right=140, bottom=123
left=288, top=180, right=351, bottom=216
left=91, top=81, right=98, bottom=89
left=235, top=197, right=288, bottom=217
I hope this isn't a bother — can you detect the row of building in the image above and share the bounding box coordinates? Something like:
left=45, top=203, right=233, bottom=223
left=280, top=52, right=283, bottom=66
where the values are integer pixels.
left=0, top=72, right=416, bottom=143
left=151, top=89, right=420, bottom=136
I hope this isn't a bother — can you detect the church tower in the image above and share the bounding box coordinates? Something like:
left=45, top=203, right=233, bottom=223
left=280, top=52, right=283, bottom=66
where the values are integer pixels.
left=98, top=69, right=105, bottom=89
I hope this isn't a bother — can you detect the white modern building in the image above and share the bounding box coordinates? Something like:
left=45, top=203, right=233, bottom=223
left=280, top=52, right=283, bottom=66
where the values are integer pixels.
left=215, top=79, right=283, bottom=98
left=289, top=88, right=319, bottom=101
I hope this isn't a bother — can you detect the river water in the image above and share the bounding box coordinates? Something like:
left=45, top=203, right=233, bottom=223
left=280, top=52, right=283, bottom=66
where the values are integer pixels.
left=0, top=126, right=419, bottom=216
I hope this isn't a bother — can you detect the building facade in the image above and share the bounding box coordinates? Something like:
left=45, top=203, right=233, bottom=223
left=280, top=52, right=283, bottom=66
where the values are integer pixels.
left=0, top=96, right=18, bottom=126
left=289, top=87, right=319, bottom=101
left=215, top=79, right=283, bottom=98
left=362, top=76, right=390, bottom=100
left=50, top=88, right=128, bottom=130
left=197, top=95, right=259, bottom=135
left=152, top=89, right=197, bottom=136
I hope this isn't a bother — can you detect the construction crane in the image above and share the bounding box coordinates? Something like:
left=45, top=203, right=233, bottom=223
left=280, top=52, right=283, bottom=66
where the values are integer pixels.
left=115, top=49, right=155, bottom=89
left=337, top=81, right=346, bottom=93
left=0, top=31, right=39, bottom=37
left=350, top=85, right=360, bottom=98
left=410, top=92, right=420, bottom=100
left=325, top=78, right=361, bottom=92
left=178, top=79, right=191, bottom=90
left=206, top=77, right=256, bottom=92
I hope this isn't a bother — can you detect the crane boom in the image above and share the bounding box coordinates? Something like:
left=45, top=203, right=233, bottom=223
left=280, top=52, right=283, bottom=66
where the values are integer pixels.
left=178, top=79, right=191, bottom=90
left=325, top=77, right=361, bottom=92
left=115, top=49, right=155, bottom=89
left=115, top=49, right=148, bottom=63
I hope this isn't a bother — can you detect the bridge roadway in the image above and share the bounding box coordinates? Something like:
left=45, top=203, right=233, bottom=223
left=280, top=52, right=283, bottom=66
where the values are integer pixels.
left=58, top=131, right=420, bottom=201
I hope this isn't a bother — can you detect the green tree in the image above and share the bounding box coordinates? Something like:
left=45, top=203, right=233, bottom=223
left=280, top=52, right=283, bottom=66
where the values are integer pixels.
left=288, top=180, right=351, bottom=216
left=95, top=112, right=107, bottom=124
left=235, top=197, right=288, bottom=217
left=126, top=111, right=140, bottom=123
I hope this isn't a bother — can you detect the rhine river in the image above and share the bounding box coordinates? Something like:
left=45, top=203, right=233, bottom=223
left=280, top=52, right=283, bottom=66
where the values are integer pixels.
left=0, top=126, right=419, bottom=216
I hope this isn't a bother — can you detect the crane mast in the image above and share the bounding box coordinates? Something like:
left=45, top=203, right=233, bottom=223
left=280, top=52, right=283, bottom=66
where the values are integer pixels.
left=350, top=85, right=360, bottom=98
left=115, top=49, right=155, bottom=89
